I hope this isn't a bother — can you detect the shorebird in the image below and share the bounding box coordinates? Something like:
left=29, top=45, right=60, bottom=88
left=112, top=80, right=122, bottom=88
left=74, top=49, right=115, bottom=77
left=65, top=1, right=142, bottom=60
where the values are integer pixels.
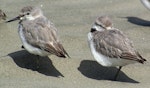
left=88, top=15, right=146, bottom=80
left=0, top=9, right=6, bottom=21
left=6, top=6, right=70, bottom=68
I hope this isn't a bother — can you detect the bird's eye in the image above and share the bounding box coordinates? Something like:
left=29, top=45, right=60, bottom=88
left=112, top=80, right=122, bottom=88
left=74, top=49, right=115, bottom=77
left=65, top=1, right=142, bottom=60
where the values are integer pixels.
left=26, top=13, right=30, bottom=15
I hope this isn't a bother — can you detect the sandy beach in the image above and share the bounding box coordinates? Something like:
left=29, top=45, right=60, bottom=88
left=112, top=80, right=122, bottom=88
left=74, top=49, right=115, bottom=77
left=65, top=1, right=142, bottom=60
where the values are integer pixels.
left=0, top=0, right=150, bottom=88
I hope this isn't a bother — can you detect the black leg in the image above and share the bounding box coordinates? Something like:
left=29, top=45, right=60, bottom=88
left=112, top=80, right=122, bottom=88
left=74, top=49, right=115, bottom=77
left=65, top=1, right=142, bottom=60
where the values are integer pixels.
left=114, top=66, right=122, bottom=81
left=36, top=55, right=40, bottom=70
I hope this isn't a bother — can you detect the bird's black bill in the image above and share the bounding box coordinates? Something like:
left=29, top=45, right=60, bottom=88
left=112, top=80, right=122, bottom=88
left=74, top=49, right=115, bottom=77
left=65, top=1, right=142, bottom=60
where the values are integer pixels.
left=6, top=16, right=20, bottom=23
left=90, top=28, right=97, bottom=32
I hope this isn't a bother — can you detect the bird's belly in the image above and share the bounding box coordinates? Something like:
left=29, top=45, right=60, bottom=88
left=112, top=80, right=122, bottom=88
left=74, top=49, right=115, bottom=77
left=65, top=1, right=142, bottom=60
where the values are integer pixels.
left=18, top=27, right=50, bottom=56
left=88, top=33, right=136, bottom=67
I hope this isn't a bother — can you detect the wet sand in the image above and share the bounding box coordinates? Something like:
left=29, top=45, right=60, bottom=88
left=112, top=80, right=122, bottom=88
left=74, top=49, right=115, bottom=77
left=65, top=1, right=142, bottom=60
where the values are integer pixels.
left=0, top=0, right=150, bottom=88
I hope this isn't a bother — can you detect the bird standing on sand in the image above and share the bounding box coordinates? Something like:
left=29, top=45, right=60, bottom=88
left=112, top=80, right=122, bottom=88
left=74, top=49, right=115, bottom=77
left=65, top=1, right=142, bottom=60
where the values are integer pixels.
left=7, top=6, right=70, bottom=68
left=87, top=15, right=146, bottom=80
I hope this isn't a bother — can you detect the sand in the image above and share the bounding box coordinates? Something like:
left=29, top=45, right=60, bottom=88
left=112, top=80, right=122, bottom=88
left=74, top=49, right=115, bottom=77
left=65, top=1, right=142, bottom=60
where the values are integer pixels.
left=0, top=0, right=150, bottom=88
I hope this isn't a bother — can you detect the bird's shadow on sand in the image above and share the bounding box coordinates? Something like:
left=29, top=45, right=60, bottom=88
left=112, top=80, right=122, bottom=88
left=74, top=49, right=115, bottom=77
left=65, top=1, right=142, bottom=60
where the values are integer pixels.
left=8, top=50, right=64, bottom=77
left=78, top=60, right=139, bottom=83
left=123, top=16, right=150, bottom=26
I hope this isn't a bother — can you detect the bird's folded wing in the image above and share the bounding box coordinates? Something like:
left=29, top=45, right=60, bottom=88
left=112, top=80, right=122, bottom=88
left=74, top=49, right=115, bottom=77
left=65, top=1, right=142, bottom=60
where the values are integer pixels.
left=22, top=19, right=69, bottom=57
left=93, top=30, right=141, bottom=62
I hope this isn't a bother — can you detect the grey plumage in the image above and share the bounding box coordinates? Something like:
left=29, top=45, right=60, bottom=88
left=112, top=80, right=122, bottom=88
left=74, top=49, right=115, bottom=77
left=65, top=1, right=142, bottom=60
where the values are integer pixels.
left=91, top=28, right=146, bottom=63
left=88, top=15, right=146, bottom=80
left=7, top=6, right=70, bottom=58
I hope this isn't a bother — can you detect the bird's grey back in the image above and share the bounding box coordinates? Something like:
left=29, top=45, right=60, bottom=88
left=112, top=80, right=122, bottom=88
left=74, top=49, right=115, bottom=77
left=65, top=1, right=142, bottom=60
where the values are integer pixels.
left=92, top=29, right=135, bottom=58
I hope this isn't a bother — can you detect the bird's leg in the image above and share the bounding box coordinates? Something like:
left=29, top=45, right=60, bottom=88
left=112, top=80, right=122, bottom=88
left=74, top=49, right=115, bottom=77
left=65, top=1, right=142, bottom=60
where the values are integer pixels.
left=114, top=66, right=122, bottom=81
left=36, top=55, right=40, bottom=70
